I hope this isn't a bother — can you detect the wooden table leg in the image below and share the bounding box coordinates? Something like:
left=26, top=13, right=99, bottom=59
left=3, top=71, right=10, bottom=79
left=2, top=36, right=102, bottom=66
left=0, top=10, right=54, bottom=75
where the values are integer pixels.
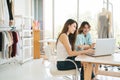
left=83, top=62, right=93, bottom=80
left=95, top=64, right=99, bottom=75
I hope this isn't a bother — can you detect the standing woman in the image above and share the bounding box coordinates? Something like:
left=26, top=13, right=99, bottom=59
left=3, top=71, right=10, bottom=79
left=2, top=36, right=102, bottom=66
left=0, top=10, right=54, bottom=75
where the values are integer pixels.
left=56, top=19, right=96, bottom=80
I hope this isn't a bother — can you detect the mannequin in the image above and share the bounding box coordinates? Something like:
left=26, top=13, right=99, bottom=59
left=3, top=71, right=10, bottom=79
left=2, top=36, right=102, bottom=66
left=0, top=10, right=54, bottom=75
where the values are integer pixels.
left=97, top=8, right=113, bottom=38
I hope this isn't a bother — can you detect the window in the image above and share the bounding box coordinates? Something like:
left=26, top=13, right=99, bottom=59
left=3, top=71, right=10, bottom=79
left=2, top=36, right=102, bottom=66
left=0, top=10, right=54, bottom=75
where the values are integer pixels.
left=79, top=0, right=103, bottom=42
left=109, top=0, right=120, bottom=45
left=14, top=0, right=32, bottom=16
left=14, top=0, right=32, bottom=29
left=43, top=0, right=53, bottom=39
left=43, top=0, right=120, bottom=46
left=54, top=0, right=77, bottom=39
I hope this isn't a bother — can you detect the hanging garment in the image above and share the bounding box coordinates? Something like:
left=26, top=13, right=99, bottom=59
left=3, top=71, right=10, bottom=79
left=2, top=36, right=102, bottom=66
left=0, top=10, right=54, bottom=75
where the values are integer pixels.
left=98, top=15, right=109, bottom=38
left=6, top=31, right=13, bottom=46
left=5, top=31, right=13, bottom=58
left=6, top=0, right=13, bottom=20
left=2, top=32, right=9, bottom=59
left=0, top=32, right=2, bottom=51
left=16, top=32, right=20, bottom=56
left=0, top=0, right=9, bottom=26
left=11, top=31, right=18, bottom=57
left=8, top=31, right=13, bottom=57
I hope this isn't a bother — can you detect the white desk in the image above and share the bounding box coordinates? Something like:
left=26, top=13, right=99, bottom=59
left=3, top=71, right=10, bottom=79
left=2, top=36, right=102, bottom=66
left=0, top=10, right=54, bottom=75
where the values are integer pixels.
left=75, top=53, right=120, bottom=80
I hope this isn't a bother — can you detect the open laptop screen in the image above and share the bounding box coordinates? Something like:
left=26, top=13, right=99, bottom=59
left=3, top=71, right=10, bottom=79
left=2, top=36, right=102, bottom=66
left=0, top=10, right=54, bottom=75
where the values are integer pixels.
left=89, top=38, right=116, bottom=57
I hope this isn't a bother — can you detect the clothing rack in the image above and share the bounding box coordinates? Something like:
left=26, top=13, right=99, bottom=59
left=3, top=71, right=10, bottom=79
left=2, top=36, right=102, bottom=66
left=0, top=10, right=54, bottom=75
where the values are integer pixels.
left=0, top=27, right=21, bottom=31
left=0, top=15, right=33, bottom=65
left=14, top=15, right=33, bottom=64
left=0, top=28, right=21, bottom=65
left=0, top=56, right=19, bottom=65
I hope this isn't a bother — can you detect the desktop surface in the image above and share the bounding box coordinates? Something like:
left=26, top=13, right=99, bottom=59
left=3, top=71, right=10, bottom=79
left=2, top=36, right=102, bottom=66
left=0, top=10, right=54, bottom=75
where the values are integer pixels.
left=75, top=53, right=120, bottom=66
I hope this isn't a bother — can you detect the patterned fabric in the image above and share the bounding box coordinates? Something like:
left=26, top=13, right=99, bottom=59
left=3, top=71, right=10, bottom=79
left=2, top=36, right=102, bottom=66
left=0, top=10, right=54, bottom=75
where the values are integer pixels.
left=75, top=33, right=92, bottom=51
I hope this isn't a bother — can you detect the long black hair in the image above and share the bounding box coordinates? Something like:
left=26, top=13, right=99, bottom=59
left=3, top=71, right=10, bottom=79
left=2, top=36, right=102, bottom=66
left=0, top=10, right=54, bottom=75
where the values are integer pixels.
left=78, top=21, right=91, bottom=34
left=56, top=19, right=78, bottom=51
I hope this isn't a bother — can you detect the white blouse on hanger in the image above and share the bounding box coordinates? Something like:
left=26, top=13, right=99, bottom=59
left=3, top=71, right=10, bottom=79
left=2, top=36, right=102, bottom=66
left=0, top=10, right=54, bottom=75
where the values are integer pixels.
left=0, top=0, right=9, bottom=27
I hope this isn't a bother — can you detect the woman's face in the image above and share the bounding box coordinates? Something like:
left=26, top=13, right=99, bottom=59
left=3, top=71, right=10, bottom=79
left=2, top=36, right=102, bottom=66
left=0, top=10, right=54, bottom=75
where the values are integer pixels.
left=68, top=23, right=77, bottom=34
left=83, top=24, right=90, bottom=34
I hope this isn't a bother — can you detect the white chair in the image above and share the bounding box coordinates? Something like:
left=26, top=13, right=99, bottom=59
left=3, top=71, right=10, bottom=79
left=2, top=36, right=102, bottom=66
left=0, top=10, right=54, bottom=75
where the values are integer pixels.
left=43, top=45, right=80, bottom=80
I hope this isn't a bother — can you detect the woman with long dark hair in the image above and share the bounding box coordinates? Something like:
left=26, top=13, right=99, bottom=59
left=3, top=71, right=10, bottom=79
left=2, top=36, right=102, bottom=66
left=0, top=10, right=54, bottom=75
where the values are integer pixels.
left=56, top=19, right=96, bottom=80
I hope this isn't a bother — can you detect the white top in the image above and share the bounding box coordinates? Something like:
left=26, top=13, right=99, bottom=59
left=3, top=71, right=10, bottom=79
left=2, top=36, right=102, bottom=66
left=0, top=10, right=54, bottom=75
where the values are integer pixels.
left=56, top=40, right=70, bottom=60
left=0, top=0, right=9, bottom=27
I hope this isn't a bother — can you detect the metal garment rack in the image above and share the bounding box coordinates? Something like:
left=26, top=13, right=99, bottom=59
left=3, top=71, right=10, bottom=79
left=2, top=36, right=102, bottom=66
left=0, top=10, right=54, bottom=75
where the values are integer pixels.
left=0, top=27, right=21, bottom=31
left=0, top=15, right=33, bottom=65
left=0, top=27, right=21, bottom=65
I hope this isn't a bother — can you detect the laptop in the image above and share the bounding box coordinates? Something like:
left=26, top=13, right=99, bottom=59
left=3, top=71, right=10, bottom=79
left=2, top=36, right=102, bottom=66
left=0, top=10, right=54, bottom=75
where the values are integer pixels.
left=87, top=38, right=116, bottom=57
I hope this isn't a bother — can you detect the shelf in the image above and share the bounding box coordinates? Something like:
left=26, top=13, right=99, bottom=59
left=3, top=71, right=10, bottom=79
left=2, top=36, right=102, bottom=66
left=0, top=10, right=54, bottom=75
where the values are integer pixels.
left=14, top=15, right=33, bottom=64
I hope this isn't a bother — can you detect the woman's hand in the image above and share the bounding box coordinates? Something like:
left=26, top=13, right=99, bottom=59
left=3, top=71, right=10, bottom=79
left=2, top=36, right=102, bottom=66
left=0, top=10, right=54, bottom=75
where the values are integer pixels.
left=86, top=49, right=95, bottom=55
left=90, top=43, right=96, bottom=49
left=78, top=45, right=90, bottom=50
left=83, top=45, right=91, bottom=50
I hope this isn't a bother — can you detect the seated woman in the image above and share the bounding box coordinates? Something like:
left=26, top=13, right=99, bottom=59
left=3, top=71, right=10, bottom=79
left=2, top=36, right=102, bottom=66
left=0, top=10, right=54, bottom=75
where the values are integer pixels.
left=75, top=21, right=95, bottom=51
left=56, top=19, right=96, bottom=80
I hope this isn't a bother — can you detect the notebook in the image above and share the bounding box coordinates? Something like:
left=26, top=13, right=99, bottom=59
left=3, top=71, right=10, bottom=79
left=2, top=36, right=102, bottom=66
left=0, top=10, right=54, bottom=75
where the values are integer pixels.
left=87, top=38, right=116, bottom=57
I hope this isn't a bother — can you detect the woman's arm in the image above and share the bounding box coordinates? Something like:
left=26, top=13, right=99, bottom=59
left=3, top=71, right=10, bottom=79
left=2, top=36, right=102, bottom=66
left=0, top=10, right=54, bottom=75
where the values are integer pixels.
left=59, top=33, right=94, bottom=56
left=82, top=45, right=91, bottom=50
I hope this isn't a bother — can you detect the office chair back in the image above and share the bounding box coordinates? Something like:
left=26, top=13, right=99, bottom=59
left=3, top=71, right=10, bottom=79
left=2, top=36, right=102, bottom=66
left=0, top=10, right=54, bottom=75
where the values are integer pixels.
left=44, top=45, right=80, bottom=80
